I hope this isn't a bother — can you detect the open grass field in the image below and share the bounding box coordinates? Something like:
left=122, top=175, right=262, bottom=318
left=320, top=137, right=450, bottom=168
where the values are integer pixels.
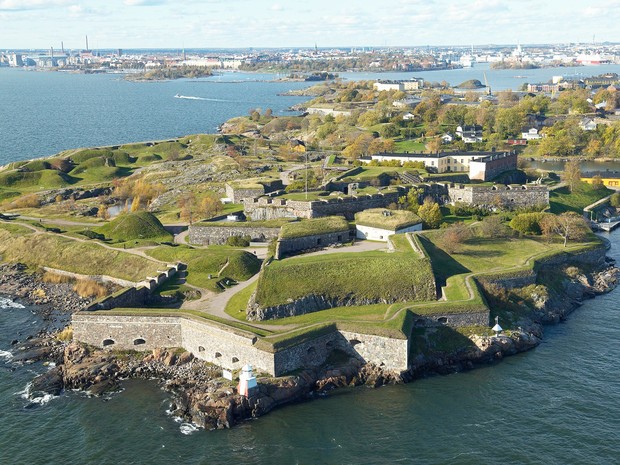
left=394, top=139, right=427, bottom=153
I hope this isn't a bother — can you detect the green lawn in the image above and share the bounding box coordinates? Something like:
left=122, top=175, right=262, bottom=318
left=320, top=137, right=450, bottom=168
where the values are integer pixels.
left=255, top=247, right=435, bottom=308
left=550, top=182, right=612, bottom=214
left=394, top=139, right=427, bottom=152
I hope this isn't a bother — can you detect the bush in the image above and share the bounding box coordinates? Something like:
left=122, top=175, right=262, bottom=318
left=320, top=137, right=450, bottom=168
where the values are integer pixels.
left=610, top=193, right=620, bottom=208
left=78, top=229, right=106, bottom=241
left=226, top=235, right=251, bottom=247
left=509, top=212, right=545, bottom=235
left=10, top=193, right=41, bottom=209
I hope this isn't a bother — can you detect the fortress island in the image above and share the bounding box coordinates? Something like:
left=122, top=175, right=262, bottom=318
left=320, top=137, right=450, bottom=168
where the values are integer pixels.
left=2, top=79, right=619, bottom=430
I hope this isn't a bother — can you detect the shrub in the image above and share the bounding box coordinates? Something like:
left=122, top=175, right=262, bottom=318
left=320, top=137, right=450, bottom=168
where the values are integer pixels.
left=10, top=193, right=40, bottom=209
left=610, top=193, right=620, bottom=208
left=56, top=326, right=74, bottom=342
left=78, top=229, right=106, bottom=241
left=509, top=212, right=545, bottom=235
left=226, top=235, right=251, bottom=247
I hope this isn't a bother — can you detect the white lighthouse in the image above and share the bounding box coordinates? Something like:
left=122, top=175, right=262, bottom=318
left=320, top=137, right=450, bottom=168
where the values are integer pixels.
left=238, top=364, right=258, bottom=397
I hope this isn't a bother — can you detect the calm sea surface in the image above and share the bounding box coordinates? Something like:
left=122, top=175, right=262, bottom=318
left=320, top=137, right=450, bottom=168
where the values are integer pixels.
left=0, top=64, right=620, bottom=464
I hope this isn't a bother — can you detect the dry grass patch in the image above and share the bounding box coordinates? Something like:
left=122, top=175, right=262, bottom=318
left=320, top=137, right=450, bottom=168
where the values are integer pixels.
left=73, top=279, right=108, bottom=298
left=42, top=271, right=73, bottom=284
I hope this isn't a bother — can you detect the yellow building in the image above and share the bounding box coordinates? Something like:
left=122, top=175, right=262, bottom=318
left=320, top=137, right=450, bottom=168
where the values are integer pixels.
left=581, top=175, right=620, bottom=189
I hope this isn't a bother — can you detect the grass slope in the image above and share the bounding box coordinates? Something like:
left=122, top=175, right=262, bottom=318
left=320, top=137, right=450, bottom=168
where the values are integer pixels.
left=98, top=212, right=172, bottom=242
left=255, top=248, right=435, bottom=307
left=549, top=182, right=611, bottom=214
left=0, top=230, right=160, bottom=282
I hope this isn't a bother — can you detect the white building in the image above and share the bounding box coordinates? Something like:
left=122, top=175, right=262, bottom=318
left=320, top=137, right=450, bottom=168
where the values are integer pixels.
left=521, top=128, right=542, bottom=140
left=355, top=209, right=422, bottom=242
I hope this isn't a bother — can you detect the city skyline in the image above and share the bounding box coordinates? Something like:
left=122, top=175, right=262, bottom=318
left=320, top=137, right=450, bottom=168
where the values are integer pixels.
left=0, top=0, right=618, bottom=50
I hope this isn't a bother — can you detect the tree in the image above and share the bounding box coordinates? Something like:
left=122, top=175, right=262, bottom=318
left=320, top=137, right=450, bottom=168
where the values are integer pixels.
left=509, top=213, right=545, bottom=235
left=97, top=204, right=110, bottom=220
left=479, top=215, right=511, bottom=238
left=130, top=195, right=142, bottom=212
left=540, top=212, right=590, bottom=247
left=440, top=222, right=471, bottom=253
left=562, top=159, right=582, bottom=193
left=591, top=175, right=604, bottom=190
left=417, top=198, right=442, bottom=229
left=200, top=192, right=223, bottom=219
left=178, top=192, right=197, bottom=224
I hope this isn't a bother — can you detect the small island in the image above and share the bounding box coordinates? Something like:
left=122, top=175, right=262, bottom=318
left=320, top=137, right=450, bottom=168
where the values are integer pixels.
left=125, top=65, right=213, bottom=81
left=2, top=76, right=620, bottom=430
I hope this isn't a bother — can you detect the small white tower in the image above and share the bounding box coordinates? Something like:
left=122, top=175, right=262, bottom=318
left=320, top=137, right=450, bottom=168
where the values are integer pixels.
left=238, top=364, right=258, bottom=397
left=492, top=316, right=503, bottom=337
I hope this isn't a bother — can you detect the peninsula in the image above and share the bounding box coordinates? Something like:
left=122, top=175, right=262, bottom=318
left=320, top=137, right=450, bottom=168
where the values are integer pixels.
left=2, top=77, right=620, bottom=430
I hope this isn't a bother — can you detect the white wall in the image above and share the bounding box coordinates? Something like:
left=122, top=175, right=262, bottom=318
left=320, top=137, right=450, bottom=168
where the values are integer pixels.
left=356, top=223, right=421, bottom=241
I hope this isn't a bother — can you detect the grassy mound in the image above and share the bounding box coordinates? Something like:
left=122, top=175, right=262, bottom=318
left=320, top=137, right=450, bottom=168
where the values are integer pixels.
left=255, top=249, right=436, bottom=307
left=20, top=159, right=51, bottom=171
left=0, top=170, right=74, bottom=189
left=146, top=245, right=260, bottom=290
left=69, top=148, right=114, bottom=164
left=98, top=212, right=172, bottom=242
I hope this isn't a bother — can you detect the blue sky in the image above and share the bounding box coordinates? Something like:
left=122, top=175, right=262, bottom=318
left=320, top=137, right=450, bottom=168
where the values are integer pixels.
left=0, top=0, right=618, bottom=49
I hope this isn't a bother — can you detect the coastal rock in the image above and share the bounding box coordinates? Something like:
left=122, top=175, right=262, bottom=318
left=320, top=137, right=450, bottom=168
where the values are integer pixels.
left=30, top=367, right=64, bottom=397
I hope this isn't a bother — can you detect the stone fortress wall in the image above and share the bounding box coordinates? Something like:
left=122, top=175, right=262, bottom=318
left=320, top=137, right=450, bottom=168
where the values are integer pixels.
left=72, top=244, right=605, bottom=377
left=275, top=229, right=353, bottom=259
left=188, top=224, right=281, bottom=245
left=72, top=313, right=411, bottom=376
left=243, top=191, right=403, bottom=221
left=243, top=183, right=548, bottom=223
left=446, top=183, right=549, bottom=209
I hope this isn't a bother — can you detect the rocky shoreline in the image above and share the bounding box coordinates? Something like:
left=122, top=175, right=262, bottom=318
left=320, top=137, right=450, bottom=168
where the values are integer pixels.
left=2, top=260, right=620, bottom=430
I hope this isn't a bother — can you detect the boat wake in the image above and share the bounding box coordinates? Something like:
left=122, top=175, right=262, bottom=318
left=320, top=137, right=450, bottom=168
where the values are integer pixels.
left=174, top=94, right=228, bottom=102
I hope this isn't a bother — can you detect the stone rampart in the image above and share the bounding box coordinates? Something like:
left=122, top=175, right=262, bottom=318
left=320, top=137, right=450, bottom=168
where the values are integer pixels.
left=225, top=184, right=265, bottom=203
left=188, top=224, right=281, bottom=245
left=275, top=229, right=351, bottom=259
left=72, top=314, right=183, bottom=351
left=447, top=184, right=549, bottom=209
left=338, top=331, right=409, bottom=372
left=86, top=264, right=180, bottom=311
left=244, top=191, right=403, bottom=221
left=410, top=310, right=490, bottom=328
left=71, top=312, right=411, bottom=376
